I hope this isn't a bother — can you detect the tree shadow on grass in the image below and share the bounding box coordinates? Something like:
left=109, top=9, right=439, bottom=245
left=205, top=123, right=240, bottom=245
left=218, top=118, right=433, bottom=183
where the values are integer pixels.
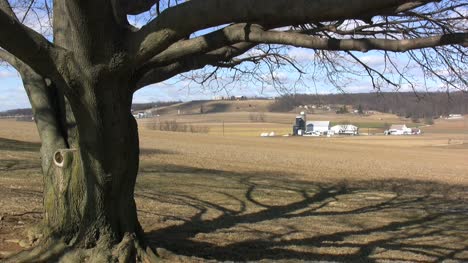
left=204, top=103, right=229, bottom=114
left=0, top=138, right=40, bottom=152
left=140, top=148, right=177, bottom=156
left=138, top=165, right=468, bottom=262
left=0, top=138, right=42, bottom=172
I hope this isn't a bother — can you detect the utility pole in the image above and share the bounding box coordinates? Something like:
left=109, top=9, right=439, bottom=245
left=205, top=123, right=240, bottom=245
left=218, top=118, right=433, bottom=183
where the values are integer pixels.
left=222, top=120, right=225, bottom=136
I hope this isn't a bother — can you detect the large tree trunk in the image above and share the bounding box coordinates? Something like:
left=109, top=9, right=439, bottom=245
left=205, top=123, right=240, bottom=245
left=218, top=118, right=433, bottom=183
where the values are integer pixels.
left=39, top=81, right=149, bottom=261
left=66, top=81, right=142, bottom=245
left=6, top=2, right=159, bottom=261
left=5, top=63, right=155, bottom=262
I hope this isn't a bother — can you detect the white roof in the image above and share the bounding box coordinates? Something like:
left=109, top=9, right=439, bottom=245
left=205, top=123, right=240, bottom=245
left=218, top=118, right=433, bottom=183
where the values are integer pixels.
left=331, top=124, right=358, bottom=130
left=390, top=124, right=408, bottom=130
left=306, top=121, right=330, bottom=128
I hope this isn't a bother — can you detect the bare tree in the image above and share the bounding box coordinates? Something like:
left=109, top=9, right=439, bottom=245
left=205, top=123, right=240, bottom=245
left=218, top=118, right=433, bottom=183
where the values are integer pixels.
left=0, top=0, right=466, bottom=261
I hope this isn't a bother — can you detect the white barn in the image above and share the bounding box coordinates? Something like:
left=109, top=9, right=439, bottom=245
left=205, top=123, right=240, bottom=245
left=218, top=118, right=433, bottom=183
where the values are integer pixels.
left=330, top=124, right=359, bottom=135
left=447, top=114, right=464, bottom=120
left=387, top=124, right=412, bottom=135
left=305, top=121, right=330, bottom=135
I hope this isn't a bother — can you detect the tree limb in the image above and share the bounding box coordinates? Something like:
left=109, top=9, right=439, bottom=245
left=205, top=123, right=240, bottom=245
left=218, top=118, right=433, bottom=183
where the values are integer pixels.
left=141, top=23, right=265, bottom=70
left=217, top=24, right=467, bottom=52
left=0, top=49, right=67, bottom=159
left=134, top=42, right=256, bottom=89
left=130, top=0, right=437, bottom=65
left=137, top=22, right=467, bottom=82
left=0, top=0, right=17, bottom=20
left=0, top=8, right=64, bottom=79
left=121, top=0, right=159, bottom=15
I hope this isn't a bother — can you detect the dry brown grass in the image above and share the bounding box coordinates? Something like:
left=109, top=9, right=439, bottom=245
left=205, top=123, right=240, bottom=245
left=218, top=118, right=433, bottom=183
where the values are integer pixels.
left=139, top=111, right=415, bottom=137
left=0, top=116, right=467, bottom=262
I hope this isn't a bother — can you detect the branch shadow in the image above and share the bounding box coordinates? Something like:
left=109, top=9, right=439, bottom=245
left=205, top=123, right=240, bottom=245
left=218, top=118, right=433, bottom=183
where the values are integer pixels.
left=137, top=164, right=468, bottom=262
left=0, top=138, right=40, bottom=152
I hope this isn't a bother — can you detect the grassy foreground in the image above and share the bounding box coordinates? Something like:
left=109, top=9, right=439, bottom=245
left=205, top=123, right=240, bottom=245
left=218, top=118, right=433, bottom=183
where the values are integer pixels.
left=0, top=117, right=467, bottom=262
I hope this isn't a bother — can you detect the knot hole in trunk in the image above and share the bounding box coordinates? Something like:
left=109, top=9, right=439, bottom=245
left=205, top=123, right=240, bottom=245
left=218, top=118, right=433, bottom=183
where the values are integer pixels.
left=53, top=149, right=76, bottom=168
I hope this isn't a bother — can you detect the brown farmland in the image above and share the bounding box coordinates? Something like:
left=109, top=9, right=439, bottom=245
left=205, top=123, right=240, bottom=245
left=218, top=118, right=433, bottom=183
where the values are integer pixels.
left=0, top=113, right=467, bottom=262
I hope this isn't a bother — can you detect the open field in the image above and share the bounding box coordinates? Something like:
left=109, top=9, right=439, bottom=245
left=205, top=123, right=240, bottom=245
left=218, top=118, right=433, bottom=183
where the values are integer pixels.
left=139, top=110, right=421, bottom=136
left=0, top=115, right=467, bottom=262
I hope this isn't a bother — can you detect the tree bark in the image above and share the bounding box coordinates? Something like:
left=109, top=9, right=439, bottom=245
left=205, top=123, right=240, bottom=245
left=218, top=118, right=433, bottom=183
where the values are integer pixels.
left=10, top=80, right=151, bottom=262
left=5, top=2, right=154, bottom=260
left=44, top=76, right=146, bottom=260
left=2, top=48, right=150, bottom=262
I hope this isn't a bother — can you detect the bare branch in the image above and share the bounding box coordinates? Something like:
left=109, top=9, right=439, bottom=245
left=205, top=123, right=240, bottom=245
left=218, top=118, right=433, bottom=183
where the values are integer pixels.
left=0, top=48, right=67, bottom=151
left=226, top=25, right=467, bottom=52
left=134, top=42, right=256, bottom=89
left=0, top=8, right=63, bottom=79
left=141, top=23, right=266, bottom=71
left=21, top=0, right=36, bottom=23
left=0, top=0, right=17, bottom=20
left=121, top=0, right=159, bottom=15
left=131, top=0, right=435, bottom=65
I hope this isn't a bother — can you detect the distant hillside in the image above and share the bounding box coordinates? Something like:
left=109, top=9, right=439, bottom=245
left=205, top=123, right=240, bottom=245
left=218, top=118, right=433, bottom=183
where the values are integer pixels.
left=131, top=101, right=181, bottom=111
left=149, top=99, right=273, bottom=115
left=3, top=92, right=467, bottom=118
left=0, top=108, right=32, bottom=117
left=0, top=101, right=181, bottom=117
left=269, top=92, right=468, bottom=118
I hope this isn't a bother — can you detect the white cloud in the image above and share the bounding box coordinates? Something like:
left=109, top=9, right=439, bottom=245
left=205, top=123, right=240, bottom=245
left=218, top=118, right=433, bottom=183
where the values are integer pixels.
left=0, top=85, right=30, bottom=111
left=288, top=48, right=316, bottom=62
left=133, top=82, right=216, bottom=102
left=0, top=70, right=16, bottom=79
left=341, top=85, right=373, bottom=93
left=358, top=55, right=386, bottom=67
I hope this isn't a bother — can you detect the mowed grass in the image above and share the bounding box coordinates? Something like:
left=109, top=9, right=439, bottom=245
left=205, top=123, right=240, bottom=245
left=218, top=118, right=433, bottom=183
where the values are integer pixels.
left=0, top=116, right=467, bottom=262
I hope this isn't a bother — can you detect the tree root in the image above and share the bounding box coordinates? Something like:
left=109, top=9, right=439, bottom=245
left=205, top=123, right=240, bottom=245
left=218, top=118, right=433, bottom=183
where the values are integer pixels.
left=4, top=238, right=68, bottom=263
left=4, top=233, right=163, bottom=263
left=134, top=237, right=160, bottom=263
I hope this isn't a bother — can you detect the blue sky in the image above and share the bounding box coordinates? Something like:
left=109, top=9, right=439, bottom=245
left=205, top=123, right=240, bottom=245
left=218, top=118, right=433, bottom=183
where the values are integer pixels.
left=0, top=67, right=30, bottom=111
left=0, top=3, right=462, bottom=111
left=0, top=48, right=447, bottom=111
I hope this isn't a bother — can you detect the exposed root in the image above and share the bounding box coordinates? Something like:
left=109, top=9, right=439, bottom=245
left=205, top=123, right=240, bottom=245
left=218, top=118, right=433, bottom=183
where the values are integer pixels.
left=4, top=232, right=163, bottom=263
left=5, top=238, right=68, bottom=263
left=134, top=239, right=159, bottom=263
left=113, top=233, right=136, bottom=262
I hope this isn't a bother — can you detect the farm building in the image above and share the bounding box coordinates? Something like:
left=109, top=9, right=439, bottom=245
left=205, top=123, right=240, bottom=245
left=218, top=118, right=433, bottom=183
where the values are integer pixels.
left=330, top=124, right=359, bottom=135
left=132, top=110, right=153, bottom=119
left=447, top=114, right=464, bottom=120
left=386, top=124, right=412, bottom=135
left=411, top=128, right=421, bottom=135
left=305, top=121, right=330, bottom=135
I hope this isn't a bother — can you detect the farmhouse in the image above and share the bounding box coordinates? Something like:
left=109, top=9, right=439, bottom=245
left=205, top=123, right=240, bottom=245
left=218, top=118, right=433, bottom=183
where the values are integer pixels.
left=305, top=121, right=330, bottom=135
left=447, top=114, right=464, bottom=120
left=386, top=124, right=412, bottom=135
left=330, top=124, right=359, bottom=135
left=132, top=110, right=152, bottom=119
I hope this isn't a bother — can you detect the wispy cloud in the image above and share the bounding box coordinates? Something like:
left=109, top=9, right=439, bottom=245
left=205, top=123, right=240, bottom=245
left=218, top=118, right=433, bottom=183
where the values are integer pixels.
left=288, top=48, right=316, bottom=62
left=0, top=84, right=30, bottom=111
left=0, top=70, right=17, bottom=79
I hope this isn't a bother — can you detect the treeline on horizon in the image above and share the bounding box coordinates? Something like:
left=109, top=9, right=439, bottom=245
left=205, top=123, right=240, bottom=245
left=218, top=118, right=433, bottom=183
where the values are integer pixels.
left=0, top=101, right=182, bottom=117
left=130, top=101, right=181, bottom=111
left=268, top=92, right=468, bottom=118
left=2, top=93, right=467, bottom=118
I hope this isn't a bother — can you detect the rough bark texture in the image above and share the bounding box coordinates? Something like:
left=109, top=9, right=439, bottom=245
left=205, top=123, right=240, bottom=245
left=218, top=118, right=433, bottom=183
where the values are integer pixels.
left=1, top=53, right=149, bottom=263
left=2, top=1, right=151, bottom=261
